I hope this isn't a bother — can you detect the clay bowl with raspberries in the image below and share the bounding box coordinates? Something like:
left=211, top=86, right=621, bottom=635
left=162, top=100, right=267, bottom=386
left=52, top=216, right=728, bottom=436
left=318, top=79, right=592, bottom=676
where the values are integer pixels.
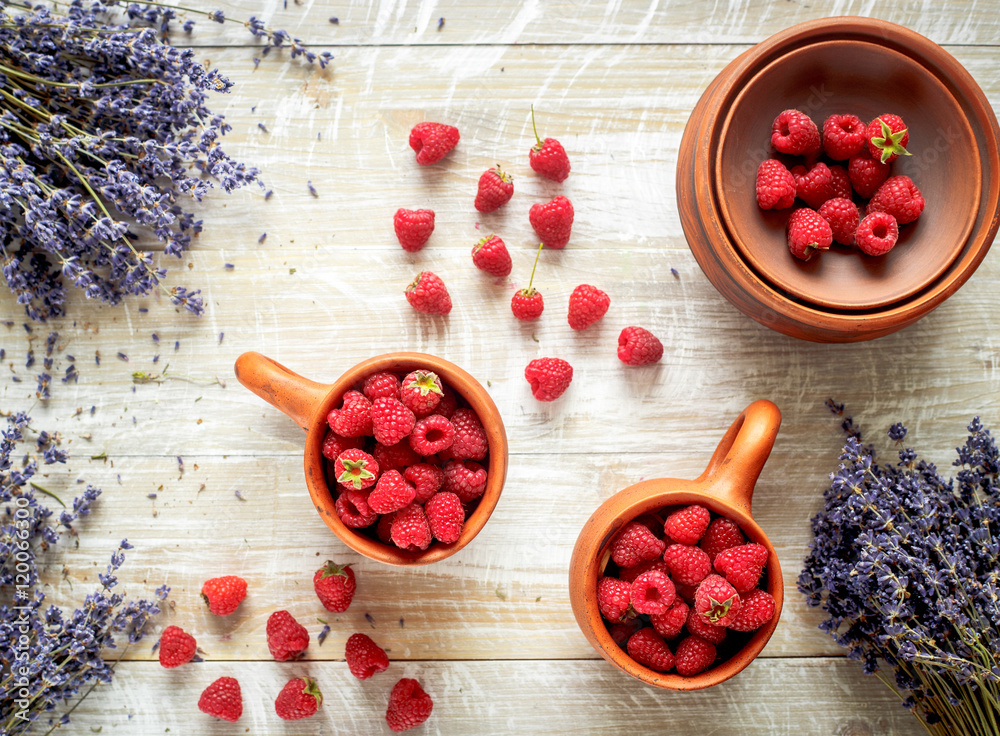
left=234, top=351, right=508, bottom=566
left=568, top=400, right=784, bottom=690
left=677, top=16, right=1000, bottom=342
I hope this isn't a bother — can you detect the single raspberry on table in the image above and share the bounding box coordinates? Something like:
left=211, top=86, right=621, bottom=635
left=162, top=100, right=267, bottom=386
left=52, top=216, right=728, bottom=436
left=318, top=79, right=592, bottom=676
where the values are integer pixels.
left=335, top=448, right=379, bottom=491
left=627, top=627, right=675, bottom=672
left=158, top=625, right=196, bottom=668
left=618, top=558, right=671, bottom=585
left=345, top=632, right=390, bottom=680
left=663, top=504, right=710, bottom=545
left=528, top=106, right=571, bottom=182
left=391, top=503, right=433, bottom=550
left=770, top=109, right=821, bottom=155
left=714, top=543, right=769, bottom=593
left=822, top=113, right=867, bottom=160
left=372, top=397, right=416, bottom=447
left=336, top=489, right=379, bottom=528
left=828, top=164, right=853, bottom=200
left=685, top=607, right=728, bottom=645
left=201, top=575, right=247, bottom=617
left=755, top=159, right=796, bottom=210
left=524, top=357, right=573, bottom=401
left=511, top=288, right=544, bottom=321
left=597, top=576, right=634, bottom=622
left=441, top=459, right=488, bottom=502
left=405, top=271, right=452, bottom=315
left=198, top=677, right=242, bottom=722
left=726, top=588, right=777, bottom=632
left=529, top=195, right=574, bottom=249
left=275, top=677, right=323, bottom=721
left=374, top=440, right=421, bottom=473
left=567, top=284, right=610, bottom=330
left=694, top=574, right=742, bottom=627
left=674, top=635, right=717, bottom=676
left=393, top=208, right=435, bottom=252
left=867, top=113, right=910, bottom=164
left=791, top=162, right=834, bottom=209
left=786, top=207, right=832, bottom=261
left=867, top=175, right=925, bottom=224
left=610, top=521, right=666, bottom=568
left=313, top=560, right=356, bottom=613
left=848, top=149, right=890, bottom=198
left=630, top=569, right=677, bottom=615
left=618, top=326, right=663, bottom=366
left=321, top=431, right=363, bottom=462
left=663, top=543, right=713, bottom=586
left=409, top=122, right=459, bottom=165
left=699, top=517, right=745, bottom=563
left=472, top=234, right=513, bottom=278
left=386, top=678, right=434, bottom=732
left=266, top=610, right=309, bottom=661
left=474, top=166, right=514, bottom=212
left=818, top=197, right=860, bottom=246
left=409, top=414, right=455, bottom=456
left=369, top=469, right=418, bottom=514
left=650, top=598, right=690, bottom=640
left=855, top=212, right=900, bottom=256
left=425, top=491, right=465, bottom=543
left=400, top=371, right=444, bottom=417
left=327, top=390, right=373, bottom=438
left=405, top=463, right=445, bottom=503
left=449, top=408, right=488, bottom=461
left=363, top=371, right=401, bottom=401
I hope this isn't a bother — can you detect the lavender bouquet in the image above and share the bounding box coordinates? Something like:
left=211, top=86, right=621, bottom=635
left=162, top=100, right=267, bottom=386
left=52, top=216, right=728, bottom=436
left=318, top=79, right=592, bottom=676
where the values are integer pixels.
left=1, top=413, right=164, bottom=734
left=799, top=407, right=1000, bottom=735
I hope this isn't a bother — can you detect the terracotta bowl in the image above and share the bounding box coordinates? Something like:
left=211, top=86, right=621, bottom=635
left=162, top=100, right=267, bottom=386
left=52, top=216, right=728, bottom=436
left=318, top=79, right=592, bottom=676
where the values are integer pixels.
left=568, top=400, right=784, bottom=690
left=678, top=17, right=1000, bottom=342
left=234, top=351, right=508, bottom=566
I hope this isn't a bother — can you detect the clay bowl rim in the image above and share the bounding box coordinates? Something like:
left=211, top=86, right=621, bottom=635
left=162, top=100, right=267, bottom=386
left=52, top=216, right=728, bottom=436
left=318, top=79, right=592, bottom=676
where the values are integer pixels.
left=303, top=352, right=509, bottom=567
left=569, top=479, right=784, bottom=691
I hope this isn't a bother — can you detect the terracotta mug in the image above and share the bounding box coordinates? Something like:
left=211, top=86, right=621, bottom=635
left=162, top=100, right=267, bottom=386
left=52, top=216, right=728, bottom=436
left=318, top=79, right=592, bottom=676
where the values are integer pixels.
left=568, top=399, right=783, bottom=689
left=234, top=351, right=508, bottom=566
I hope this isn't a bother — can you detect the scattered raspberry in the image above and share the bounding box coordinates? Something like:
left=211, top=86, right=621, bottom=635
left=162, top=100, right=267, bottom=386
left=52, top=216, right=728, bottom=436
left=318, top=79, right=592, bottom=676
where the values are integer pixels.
left=529, top=195, right=574, bottom=249
left=848, top=149, right=890, bottom=199
left=524, top=357, right=573, bottom=401
left=313, top=560, right=356, bottom=613
left=567, top=284, right=610, bottom=330
left=650, top=598, right=689, bottom=640
left=828, top=164, right=852, bottom=200
left=674, top=635, right=717, bottom=676
left=371, top=397, right=416, bottom=447
left=345, top=632, right=390, bottom=680
left=597, top=576, right=633, bottom=623
left=336, top=488, right=379, bottom=528
left=786, top=207, right=832, bottom=261
left=770, top=109, right=821, bottom=155
left=266, top=610, right=309, bottom=661
left=630, top=569, right=676, bottom=615
left=471, top=234, right=513, bottom=278
left=663, top=505, right=710, bottom=545
left=158, top=625, right=196, bottom=668
left=663, top=544, right=712, bottom=586
left=726, top=588, right=777, bottom=632
left=363, top=372, right=401, bottom=401
left=405, top=271, right=452, bottom=315
left=369, top=469, right=418, bottom=514
left=855, top=211, right=900, bottom=256
left=390, top=503, right=432, bottom=550
left=511, top=287, right=544, bottom=321
left=867, top=175, right=925, bottom=224
left=610, top=521, right=666, bottom=568
left=617, top=326, right=663, bottom=366
left=425, top=491, right=465, bottom=543
left=399, top=371, right=443, bottom=417
left=335, top=448, right=379, bottom=490
left=866, top=113, right=910, bottom=164
left=409, top=121, right=459, bottom=165
left=474, top=166, right=514, bottom=212
left=714, top=543, right=769, bottom=593
left=528, top=107, right=571, bottom=182
left=449, top=408, right=488, bottom=461
left=699, top=517, right=745, bottom=563
left=409, top=414, right=455, bottom=456
left=817, top=197, right=860, bottom=246
left=373, top=440, right=421, bottom=473
left=393, top=208, right=435, bottom=252
left=685, top=607, right=728, bottom=645
left=321, top=431, right=363, bottom=462
left=405, top=463, right=445, bottom=503
left=386, top=678, right=433, bottom=732
left=791, top=162, right=834, bottom=209
left=755, top=159, right=796, bottom=210
left=822, top=113, right=867, bottom=160
left=618, top=558, right=671, bottom=585
left=327, top=390, right=373, bottom=438
left=440, top=459, right=488, bottom=503
left=198, top=677, right=242, bottom=722
left=694, top=574, right=742, bottom=627
left=608, top=618, right=644, bottom=649
left=275, top=677, right=323, bottom=721
left=626, top=627, right=675, bottom=672
left=201, top=575, right=247, bottom=617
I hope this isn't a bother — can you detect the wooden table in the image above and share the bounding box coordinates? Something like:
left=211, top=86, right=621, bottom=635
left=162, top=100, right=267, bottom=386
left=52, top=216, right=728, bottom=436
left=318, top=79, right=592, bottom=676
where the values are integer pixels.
left=7, top=2, right=999, bottom=733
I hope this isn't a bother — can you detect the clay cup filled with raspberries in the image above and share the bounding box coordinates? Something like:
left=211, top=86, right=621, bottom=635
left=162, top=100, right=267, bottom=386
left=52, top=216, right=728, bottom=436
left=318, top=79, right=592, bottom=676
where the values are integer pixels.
left=235, top=351, right=508, bottom=565
left=568, top=400, right=784, bottom=689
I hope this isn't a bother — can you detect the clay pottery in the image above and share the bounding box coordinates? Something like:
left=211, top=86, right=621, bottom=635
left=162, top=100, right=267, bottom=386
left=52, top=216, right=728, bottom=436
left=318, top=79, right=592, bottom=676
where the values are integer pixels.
left=568, top=400, right=783, bottom=689
left=234, top=351, right=508, bottom=565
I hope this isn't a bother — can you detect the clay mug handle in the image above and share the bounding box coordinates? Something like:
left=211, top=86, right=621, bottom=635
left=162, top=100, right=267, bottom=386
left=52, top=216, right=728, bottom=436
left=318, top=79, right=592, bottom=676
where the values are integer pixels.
left=695, top=399, right=782, bottom=518
left=234, top=351, right=331, bottom=431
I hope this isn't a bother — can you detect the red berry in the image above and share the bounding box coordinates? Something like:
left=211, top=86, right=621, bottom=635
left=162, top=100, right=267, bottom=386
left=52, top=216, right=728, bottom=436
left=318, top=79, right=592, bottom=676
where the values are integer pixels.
left=529, top=195, right=574, bottom=249
left=313, top=560, right=356, bottom=613
left=511, top=288, right=544, bottom=321
left=158, top=625, right=196, bottom=668
left=393, top=208, right=435, bottom=252
left=404, top=463, right=445, bottom=503
left=435, top=385, right=460, bottom=418
left=405, top=271, right=452, bottom=315
left=409, top=414, right=455, bottom=456
left=327, top=390, right=373, bottom=438
left=822, top=113, right=867, bottom=160
left=345, top=632, right=390, bottom=680
left=363, top=371, right=400, bottom=401
left=626, top=627, right=675, bottom=672
left=855, top=212, right=900, bottom=257
left=528, top=107, right=571, bottom=182
left=867, top=175, right=925, bottom=224
left=786, top=207, right=832, bottom=261
left=714, top=543, right=768, bottom=593
left=266, top=610, right=309, bottom=661
left=524, top=357, right=573, bottom=401
left=630, top=569, right=676, bottom=615
left=377, top=512, right=396, bottom=544
left=321, top=431, right=362, bottom=462
left=399, top=371, right=443, bottom=417
left=694, top=574, right=742, bottom=627
left=699, top=517, right=745, bottom=563
left=200, top=575, right=247, bottom=617
left=726, top=588, right=777, bottom=632
left=829, top=164, right=853, bottom=200
left=336, top=488, right=379, bottom=528
left=449, top=408, right=487, bottom=461
left=770, top=109, right=820, bottom=155
left=617, top=326, right=663, bottom=366
left=755, top=159, right=796, bottom=210
left=335, top=448, right=379, bottom=490
left=390, top=503, right=432, bottom=550
left=817, top=197, right=860, bottom=246
left=440, top=459, right=487, bottom=503
left=425, top=491, right=465, bottom=543
left=618, top=558, right=671, bottom=584
left=567, top=284, right=610, bottom=330
left=386, top=678, right=433, bottom=732
left=409, top=122, right=459, bottom=165
left=371, top=397, right=416, bottom=447
left=373, top=440, right=421, bottom=473
left=608, top=618, right=644, bottom=649
left=369, top=469, right=417, bottom=514
left=663, top=543, right=713, bottom=586
left=674, top=635, right=717, bottom=676
left=650, top=598, right=689, bottom=640
left=685, top=606, right=728, bottom=645
left=848, top=149, right=890, bottom=198
left=198, top=677, right=242, bottom=722
left=472, top=234, right=513, bottom=278
left=597, top=575, right=633, bottom=623
left=866, top=113, right=910, bottom=164
left=610, top=521, right=666, bottom=568
left=474, top=167, right=514, bottom=212
left=275, top=677, right=323, bottom=721
left=791, top=162, right=834, bottom=209
left=663, top=505, right=710, bottom=544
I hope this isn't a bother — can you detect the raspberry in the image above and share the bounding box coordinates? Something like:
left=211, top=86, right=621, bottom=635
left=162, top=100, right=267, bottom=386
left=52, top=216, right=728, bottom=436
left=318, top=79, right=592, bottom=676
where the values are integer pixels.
left=617, top=326, right=663, bottom=366
left=650, top=598, right=689, bottom=640
left=524, top=357, right=573, bottom=401
left=369, top=469, right=417, bottom=514
left=855, top=211, right=900, bottom=256
left=425, top=491, right=465, bottom=543
left=200, top=575, right=247, bottom=616
left=158, top=625, right=196, bottom=668
left=597, top=575, right=633, bottom=622
left=275, top=677, right=323, bottom=721
left=818, top=197, right=860, bottom=246
left=449, top=408, right=487, bottom=461
left=610, top=521, right=666, bottom=568
left=363, top=371, right=400, bottom=401
left=371, top=397, right=416, bottom=447
left=198, top=677, right=242, bottom=722
left=404, top=463, right=445, bottom=503
left=528, top=107, right=571, bottom=182
left=663, top=504, right=710, bottom=544
left=511, top=288, right=544, bottom=321
left=313, top=561, right=355, bottom=613
left=714, top=543, right=769, bottom=593
left=726, top=588, right=777, bottom=632
left=822, top=113, right=867, bottom=160
left=327, top=390, right=373, bottom=438
left=408, top=121, right=459, bottom=165
left=791, top=162, right=834, bottom=209
left=567, top=284, right=610, bottom=330
left=618, top=558, right=671, bottom=584
left=675, top=582, right=699, bottom=603
left=405, top=271, right=452, bottom=315
left=386, top=678, right=433, bottom=732
left=399, top=372, right=442, bottom=418
left=376, top=512, right=396, bottom=543
left=694, top=573, right=742, bottom=626
left=630, top=569, right=676, bottom=615
left=529, top=195, right=574, bottom=249
left=867, top=175, right=925, bottom=224
left=440, top=459, right=487, bottom=503
left=770, top=109, right=820, bottom=155
left=373, top=441, right=421, bottom=473
left=626, top=628, right=675, bottom=672
left=474, top=167, right=514, bottom=212
left=390, top=503, right=432, bottom=550
left=699, top=517, right=745, bottom=563
left=345, top=632, right=390, bottom=680
left=685, top=607, right=728, bottom=645
left=663, top=543, right=712, bottom=586
left=786, top=207, right=832, bottom=261
left=608, top=618, right=644, bottom=649
left=828, top=164, right=853, bottom=200
left=472, top=234, right=513, bottom=278
left=674, top=636, right=717, bottom=676
left=848, top=149, right=890, bottom=198
left=266, top=610, right=309, bottom=661
left=867, top=113, right=910, bottom=164
left=321, top=431, right=363, bottom=462
left=409, top=414, right=455, bottom=456
left=336, top=489, right=379, bottom=528
left=755, top=159, right=796, bottom=210
left=393, top=208, right=435, bottom=252
left=435, top=385, right=460, bottom=418
left=334, top=448, right=379, bottom=490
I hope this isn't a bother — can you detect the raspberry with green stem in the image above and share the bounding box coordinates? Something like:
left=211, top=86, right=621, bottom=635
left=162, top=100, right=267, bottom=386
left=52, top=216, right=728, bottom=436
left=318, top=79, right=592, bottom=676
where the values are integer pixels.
left=511, top=242, right=545, bottom=321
